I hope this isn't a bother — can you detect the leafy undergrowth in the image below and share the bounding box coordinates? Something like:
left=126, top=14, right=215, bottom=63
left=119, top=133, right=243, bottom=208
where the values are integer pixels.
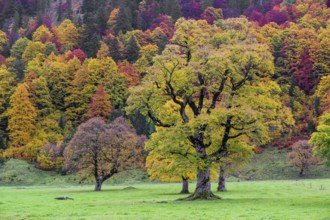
left=0, top=180, right=329, bottom=220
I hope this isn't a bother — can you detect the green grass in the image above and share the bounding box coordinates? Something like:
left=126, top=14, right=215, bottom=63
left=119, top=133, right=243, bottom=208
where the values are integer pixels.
left=0, top=159, right=147, bottom=186
left=1, top=148, right=330, bottom=186
left=0, top=180, right=329, bottom=220
left=237, top=148, right=330, bottom=180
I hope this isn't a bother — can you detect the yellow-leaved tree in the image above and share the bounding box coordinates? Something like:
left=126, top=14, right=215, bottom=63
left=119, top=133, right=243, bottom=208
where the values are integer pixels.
left=127, top=18, right=294, bottom=200
left=5, top=83, right=37, bottom=158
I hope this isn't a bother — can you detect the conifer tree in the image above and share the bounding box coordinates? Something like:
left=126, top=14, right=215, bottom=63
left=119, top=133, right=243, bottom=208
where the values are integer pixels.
left=6, top=83, right=37, bottom=156
left=123, top=35, right=141, bottom=63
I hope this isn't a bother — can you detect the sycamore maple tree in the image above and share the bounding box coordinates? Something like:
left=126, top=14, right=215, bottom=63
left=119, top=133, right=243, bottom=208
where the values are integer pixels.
left=64, top=117, right=144, bottom=191
left=127, top=17, right=293, bottom=200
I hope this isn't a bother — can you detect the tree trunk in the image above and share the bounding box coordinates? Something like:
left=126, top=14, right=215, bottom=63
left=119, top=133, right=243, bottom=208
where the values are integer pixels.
left=182, top=168, right=220, bottom=200
left=299, top=168, right=304, bottom=177
left=180, top=176, right=189, bottom=194
left=94, top=176, right=104, bottom=191
left=180, top=136, right=220, bottom=200
left=217, top=167, right=227, bottom=192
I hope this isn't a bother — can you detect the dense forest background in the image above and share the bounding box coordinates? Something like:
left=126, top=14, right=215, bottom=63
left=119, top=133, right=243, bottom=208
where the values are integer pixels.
left=0, top=0, right=329, bottom=172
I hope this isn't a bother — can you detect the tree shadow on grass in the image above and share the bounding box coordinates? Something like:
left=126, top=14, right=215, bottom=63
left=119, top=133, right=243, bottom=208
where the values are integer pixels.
left=65, top=186, right=139, bottom=193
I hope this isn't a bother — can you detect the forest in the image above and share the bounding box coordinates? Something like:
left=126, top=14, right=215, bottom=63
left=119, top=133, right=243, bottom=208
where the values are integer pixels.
left=0, top=0, right=329, bottom=202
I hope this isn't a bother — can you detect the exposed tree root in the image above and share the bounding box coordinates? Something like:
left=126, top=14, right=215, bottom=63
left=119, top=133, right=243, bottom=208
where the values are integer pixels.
left=177, top=191, right=221, bottom=201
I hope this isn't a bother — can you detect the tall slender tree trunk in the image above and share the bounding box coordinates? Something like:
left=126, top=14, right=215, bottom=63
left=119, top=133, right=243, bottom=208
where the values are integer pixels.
left=217, top=167, right=227, bottom=192
left=181, top=176, right=189, bottom=194
left=94, top=176, right=104, bottom=191
left=299, top=168, right=304, bottom=177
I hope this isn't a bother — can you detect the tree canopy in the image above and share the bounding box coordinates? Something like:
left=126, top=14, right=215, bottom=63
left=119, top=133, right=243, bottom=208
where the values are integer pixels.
left=64, top=117, right=144, bottom=191
left=127, top=17, right=293, bottom=200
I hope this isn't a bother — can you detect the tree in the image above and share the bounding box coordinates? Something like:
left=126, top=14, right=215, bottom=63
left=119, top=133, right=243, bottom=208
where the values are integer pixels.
left=146, top=125, right=217, bottom=194
left=0, top=66, right=15, bottom=114
left=64, top=117, right=144, bottom=191
left=217, top=139, right=253, bottom=192
left=22, top=41, right=46, bottom=63
left=5, top=83, right=37, bottom=157
left=0, top=30, right=8, bottom=53
left=127, top=18, right=293, bottom=200
left=31, top=76, right=53, bottom=117
left=53, top=19, right=79, bottom=52
left=123, top=35, right=141, bottom=63
left=201, top=7, right=223, bottom=24
left=32, top=25, right=53, bottom=43
left=10, top=38, right=31, bottom=59
left=118, top=61, right=140, bottom=87
left=103, top=34, right=121, bottom=62
left=108, top=7, right=132, bottom=34
left=310, top=114, right=330, bottom=166
left=288, top=140, right=319, bottom=176
left=315, top=74, right=330, bottom=114
left=86, top=86, right=112, bottom=120
left=44, top=60, right=71, bottom=110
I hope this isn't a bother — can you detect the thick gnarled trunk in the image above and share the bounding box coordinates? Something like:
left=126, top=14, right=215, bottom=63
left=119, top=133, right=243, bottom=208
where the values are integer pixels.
left=217, top=167, right=227, bottom=192
left=183, top=168, right=220, bottom=200
left=181, top=176, right=189, bottom=194
left=181, top=144, right=220, bottom=200
left=94, top=176, right=104, bottom=191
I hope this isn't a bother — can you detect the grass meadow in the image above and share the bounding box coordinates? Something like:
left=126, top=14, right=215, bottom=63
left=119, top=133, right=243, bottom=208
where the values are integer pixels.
left=1, top=179, right=329, bottom=220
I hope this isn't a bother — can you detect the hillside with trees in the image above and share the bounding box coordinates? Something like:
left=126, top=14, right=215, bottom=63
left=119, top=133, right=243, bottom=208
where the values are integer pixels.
left=0, top=0, right=329, bottom=200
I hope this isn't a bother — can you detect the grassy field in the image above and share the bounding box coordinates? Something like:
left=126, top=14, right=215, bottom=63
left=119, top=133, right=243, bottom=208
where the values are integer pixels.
left=0, top=179, right=329, bottom=220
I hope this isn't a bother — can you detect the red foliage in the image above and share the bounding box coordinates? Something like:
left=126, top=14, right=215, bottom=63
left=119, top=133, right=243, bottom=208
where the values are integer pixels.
left=42, top=16, right=52, bottom=29
left=118, top=61, right=140, bottom=87
left=150, top=15, right=174, bottom=38
left=292, top=49, right=317, bottom=95
left=66, top=49, right=87, bottom=63
left=265, top=6, right=290, bottom=25
left=0, top=55, right=6, bottom=65
left=248, top=9, right=266, bottom=26
left=213, top=0, right=227, bottom=9
left=180, top=0, right=201, bottom=19
left=86, top=86, right=112, bottom=120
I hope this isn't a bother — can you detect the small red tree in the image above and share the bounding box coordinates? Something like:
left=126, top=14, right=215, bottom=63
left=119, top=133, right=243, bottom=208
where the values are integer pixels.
left=86, top=86, right=112, bottom=121
left=64, top=117, right=144, bottom=191
left=288, top=140, right=319, bottom=177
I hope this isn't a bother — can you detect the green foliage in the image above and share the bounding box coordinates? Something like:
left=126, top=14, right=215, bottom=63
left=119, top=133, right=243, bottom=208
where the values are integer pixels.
left=127, top=18, right=294, bottom=196
left=123, top=35, right=141, bottom=63
left=10, top=38, right=31, bottom=59
left=310, top=114, right=330, bottom=166
left=22, top=42, right=46, bottom=63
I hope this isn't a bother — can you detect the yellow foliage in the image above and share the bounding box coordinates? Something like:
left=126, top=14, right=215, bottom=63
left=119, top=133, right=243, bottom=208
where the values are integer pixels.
left=53, top=19, right=79, bottom=51
left=0, top=30, right=8, bottom=52
left=7, top=83, right=37, bottom=151
left=22, top=42, right=46, bottom=63
left=32, top=25, right=53, bottom=43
